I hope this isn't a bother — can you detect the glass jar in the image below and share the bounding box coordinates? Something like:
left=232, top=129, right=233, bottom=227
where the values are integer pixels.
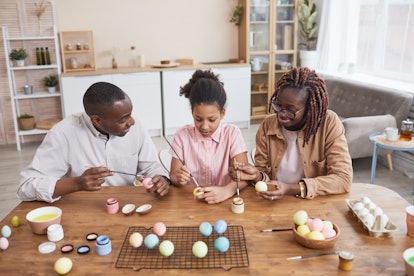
left=400, top=119, right=413, bottom=141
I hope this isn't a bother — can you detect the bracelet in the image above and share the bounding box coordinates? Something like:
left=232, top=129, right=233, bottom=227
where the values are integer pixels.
left=298, top=181, right=307, bottom=199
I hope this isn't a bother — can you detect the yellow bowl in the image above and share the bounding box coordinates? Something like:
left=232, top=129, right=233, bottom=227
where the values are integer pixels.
left=26, top=206, right=62, bottom=235
left=293, top=223, right=340, bottom=249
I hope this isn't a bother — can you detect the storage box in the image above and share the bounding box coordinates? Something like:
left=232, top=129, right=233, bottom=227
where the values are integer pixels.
left=251, top=106, right=267, bottom=115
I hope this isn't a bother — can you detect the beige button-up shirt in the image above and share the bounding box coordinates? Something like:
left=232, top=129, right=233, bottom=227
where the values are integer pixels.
left=254, top=110, right=353, bottom=198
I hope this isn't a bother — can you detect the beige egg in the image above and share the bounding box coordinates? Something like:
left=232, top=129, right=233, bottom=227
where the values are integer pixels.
left=129, top=232, right=143, bottom=248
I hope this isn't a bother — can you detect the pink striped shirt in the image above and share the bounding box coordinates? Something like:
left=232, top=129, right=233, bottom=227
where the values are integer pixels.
left=170, top=123, right=247, bottom=186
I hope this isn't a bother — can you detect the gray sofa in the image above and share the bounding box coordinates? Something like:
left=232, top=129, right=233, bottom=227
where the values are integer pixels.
left=323, top=75, right=413, bottom=160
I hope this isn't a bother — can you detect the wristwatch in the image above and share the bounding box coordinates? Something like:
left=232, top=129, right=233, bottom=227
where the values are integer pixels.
left=298, top=181, right=307, bottom=199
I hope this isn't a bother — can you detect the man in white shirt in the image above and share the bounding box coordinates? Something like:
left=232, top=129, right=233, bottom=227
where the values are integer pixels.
left=17, top=82, right=171, bottom=203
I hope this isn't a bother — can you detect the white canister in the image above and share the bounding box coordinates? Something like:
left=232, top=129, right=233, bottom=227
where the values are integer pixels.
left=47, top=224, right=64, bottom=242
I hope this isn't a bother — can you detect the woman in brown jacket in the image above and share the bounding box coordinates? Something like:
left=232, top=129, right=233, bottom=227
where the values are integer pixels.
left=231, top=67, right=353, bottom=200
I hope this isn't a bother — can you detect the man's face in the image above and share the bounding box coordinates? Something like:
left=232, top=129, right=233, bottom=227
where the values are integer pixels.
left=92, top=98, right=135, bottom=137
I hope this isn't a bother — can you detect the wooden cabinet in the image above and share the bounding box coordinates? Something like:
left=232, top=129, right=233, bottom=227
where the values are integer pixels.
left=162, top=66, right=251, bottom=135
left=2, top=26, right=62, bottom=151
left=59, top=30, right=96, bottom=73
left=238, top=0, right=298, bottom=120
left=61, top=72, right=163, bottom=137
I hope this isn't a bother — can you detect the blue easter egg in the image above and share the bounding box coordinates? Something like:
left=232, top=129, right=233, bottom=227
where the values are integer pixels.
left=214, top=219, right=227, bottom=234
left=199, top=222, right=213, bottom=237
left=1, top=225, right=11, bottom=238
left=144, top=233, right=159, bottom=249
left=214, top=236, right=230, bottom=252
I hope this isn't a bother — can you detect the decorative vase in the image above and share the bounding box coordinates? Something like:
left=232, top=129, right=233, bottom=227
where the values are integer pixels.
left=18, top=117, right=35, bottom=130
left=47, top=86, right=56, bottom=93
left=299, top=50, right=317, bottom=69
left=16, top=60, right=25, bottom=67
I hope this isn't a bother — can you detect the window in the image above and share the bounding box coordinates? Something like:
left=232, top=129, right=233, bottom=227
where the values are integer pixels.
left=357, top=0, right=414, bottom=83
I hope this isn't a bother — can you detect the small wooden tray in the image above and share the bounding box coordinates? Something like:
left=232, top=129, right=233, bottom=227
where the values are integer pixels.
left=345, top=198, right=397, bottom=237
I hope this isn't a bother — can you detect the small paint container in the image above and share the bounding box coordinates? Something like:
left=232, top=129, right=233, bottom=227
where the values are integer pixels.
left=338, top=251, right=355, bottom=271
left=96, top=235, right=112, bottom=256
left=106, top=198, right=119, bottom=214
left=231, top=197, right=244, bottom=214
left=47, top=224, right=64, bottom=242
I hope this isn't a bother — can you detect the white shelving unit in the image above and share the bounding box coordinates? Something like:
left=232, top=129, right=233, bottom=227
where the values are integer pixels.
left=2, top=25, right=62, bottom=151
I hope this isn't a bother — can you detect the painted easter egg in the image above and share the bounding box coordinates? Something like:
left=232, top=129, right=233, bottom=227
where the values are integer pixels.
left=199, top=222, right=213, bottom=237
left=159, top=240, right=174, bottom=257
left=1, top=225, right=12, bottom=238
left=129, top=232, right=143, bottom=248
left=214, top=219, right=227, bottom=234
left=192, top=241, right=208, bottom=258
left=54, top=257, right=72, bottom=275
left=153, top=222, right=167, bottom=236
left=214, top=236, right=230, bottom=252
left=144, top=233, right=159, bottom=249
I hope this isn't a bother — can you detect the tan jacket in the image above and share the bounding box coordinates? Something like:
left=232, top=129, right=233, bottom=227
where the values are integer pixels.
left=255, top=110, right=353, bottom=198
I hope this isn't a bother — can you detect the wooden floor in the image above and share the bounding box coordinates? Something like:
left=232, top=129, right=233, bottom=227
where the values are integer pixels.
left=1, top=124, right=413, bottom=221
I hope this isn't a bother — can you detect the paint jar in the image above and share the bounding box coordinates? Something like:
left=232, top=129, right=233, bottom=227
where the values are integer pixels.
left=95, top=235, right=112, bottom=256
left=106, top=198, right=119, bottom=214
left=231, top=197, right=244, bottom=214
left=47, top=224, right=64, bottom=242
left=338, top=251, right=355, bottom=271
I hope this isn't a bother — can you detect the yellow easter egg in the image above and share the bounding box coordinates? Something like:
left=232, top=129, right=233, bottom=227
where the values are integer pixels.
left=54, top=257, right=72, bottom=275
left=129, top=232, right=143, bottom=248
left=297, top=224, right=311, bottom=237
left=193, top=187, right=204, bottom=197
left=11, top=216, right=20, bottom=227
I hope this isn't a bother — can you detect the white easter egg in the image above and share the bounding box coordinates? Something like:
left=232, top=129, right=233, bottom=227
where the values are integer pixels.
left=159, top=240, right=174, bottom=257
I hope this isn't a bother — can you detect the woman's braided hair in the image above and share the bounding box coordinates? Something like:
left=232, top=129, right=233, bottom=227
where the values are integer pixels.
left=269, top=67, right=328, bottom=145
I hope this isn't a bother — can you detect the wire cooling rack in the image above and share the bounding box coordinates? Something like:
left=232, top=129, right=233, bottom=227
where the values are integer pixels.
left=115, top=225, right=249, bottom=271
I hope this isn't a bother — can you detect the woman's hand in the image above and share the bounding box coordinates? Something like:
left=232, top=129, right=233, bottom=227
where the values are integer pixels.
left=148, top=175, right=170, bottom=196
left=256, top=181, right=291, bottom=201
left=229, top=162, right=259, bottom=182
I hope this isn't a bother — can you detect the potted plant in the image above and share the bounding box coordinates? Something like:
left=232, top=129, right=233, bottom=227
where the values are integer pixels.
left=298, top=0, right=318, bottom=68
left=230, top=3, right=243, bottom=26
left=17, top=113, right=35, bottom=130
left=9, top=48, right=28, bottom=67
left=43, top=74, right=59, bottom=93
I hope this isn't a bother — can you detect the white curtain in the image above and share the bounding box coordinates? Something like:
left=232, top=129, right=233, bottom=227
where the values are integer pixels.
left=316, top=1, right=360, bottom=72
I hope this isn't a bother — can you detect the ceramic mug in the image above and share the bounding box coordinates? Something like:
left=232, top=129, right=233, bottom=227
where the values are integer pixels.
left=385, top=127, right=398, bottom=141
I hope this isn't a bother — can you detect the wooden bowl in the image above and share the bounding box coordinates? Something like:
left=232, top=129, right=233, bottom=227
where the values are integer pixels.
left=293, top=223, right=340, bottom=249
left=26, top=206, right=62, bottom=235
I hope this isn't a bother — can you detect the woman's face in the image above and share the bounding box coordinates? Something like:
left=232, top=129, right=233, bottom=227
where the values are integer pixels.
left=273, top=87, right=308, bottom=130
left=192, top=103, right=225, bottom=137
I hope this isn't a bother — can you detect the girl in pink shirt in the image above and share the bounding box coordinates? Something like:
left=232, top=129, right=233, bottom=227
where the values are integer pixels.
left=169, top=69, right=248, bottom=204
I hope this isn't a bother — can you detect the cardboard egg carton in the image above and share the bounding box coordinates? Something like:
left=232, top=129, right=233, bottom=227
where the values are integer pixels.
left=345, top=198, right=397, bottom=237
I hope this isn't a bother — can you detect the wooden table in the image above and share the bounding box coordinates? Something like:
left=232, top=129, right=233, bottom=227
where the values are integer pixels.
left=1, top=183, right=413, bottom=275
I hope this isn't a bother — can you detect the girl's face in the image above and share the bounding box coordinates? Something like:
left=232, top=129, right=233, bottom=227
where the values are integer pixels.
left=192, top=103, right=225, bottom=137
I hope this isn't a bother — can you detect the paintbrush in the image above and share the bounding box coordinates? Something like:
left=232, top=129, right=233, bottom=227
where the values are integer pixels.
left=233, top=158, right=240, bottom=196
left=109, top=170, right=145, bottom=178
left=287, top=251, right=340, bottom=260
left=260, top=228, right=292, bottom=232
left=163, top=136, right=199, bottom=187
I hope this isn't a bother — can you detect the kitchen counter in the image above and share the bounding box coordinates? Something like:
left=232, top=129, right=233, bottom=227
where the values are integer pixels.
left=61, top=62, right=249, bottom=77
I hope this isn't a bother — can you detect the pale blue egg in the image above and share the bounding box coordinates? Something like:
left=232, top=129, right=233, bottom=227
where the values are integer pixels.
left=214, top=236, right=230, bottom=252
left=214, top=220, right=227, bottom=234
left=1, top=225, right=11, bottom=238
left=199, top=222, right=213, bottom=237
left=144, top=233, right=159, bottom=249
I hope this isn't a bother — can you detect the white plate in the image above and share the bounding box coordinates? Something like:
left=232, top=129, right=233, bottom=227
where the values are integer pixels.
left=151, top=62, right=180, bottom=68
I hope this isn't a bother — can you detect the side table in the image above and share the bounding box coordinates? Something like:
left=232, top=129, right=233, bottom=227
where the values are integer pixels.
left=369, top=132, right=414, bottom=184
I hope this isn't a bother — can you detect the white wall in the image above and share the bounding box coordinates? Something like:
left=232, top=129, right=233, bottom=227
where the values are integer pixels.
left=55, top=0, right=240, bottom=68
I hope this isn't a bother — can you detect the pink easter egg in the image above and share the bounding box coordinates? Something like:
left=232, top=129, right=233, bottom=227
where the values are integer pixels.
left=0, top=237, right=9, bottom=250
left=306, top=218, right=313, bottom=229
left=153, top=222, right=167, bottom=236
left=142, top=177, right=154, bottom=189
left=309, top=218, right=324, bottom=232
left=322, top=227, right=337, bottom=239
